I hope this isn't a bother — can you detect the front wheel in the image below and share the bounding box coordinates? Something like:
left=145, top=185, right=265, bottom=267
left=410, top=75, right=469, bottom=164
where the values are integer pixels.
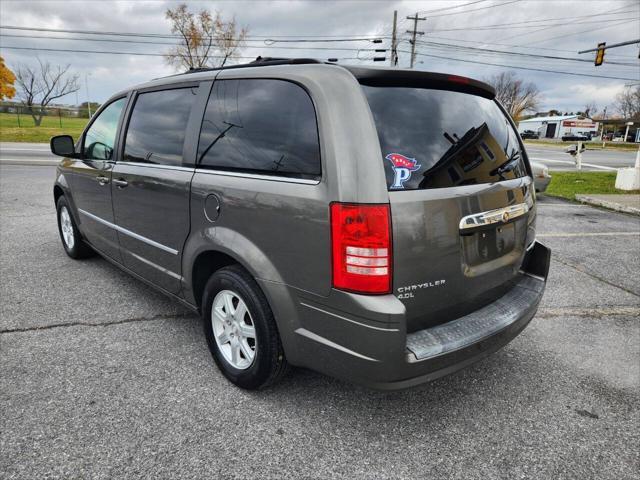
left=202, top=265, right=289, bottom=389
left=56, top=196, right=94, bottom=259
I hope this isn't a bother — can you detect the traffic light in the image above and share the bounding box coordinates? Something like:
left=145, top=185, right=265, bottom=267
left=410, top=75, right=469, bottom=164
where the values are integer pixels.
left=594, top=42, right=606, bottom=66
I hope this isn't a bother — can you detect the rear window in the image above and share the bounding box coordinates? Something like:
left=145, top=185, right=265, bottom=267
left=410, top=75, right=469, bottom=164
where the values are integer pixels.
left=362, top=86, right=528, bottom=190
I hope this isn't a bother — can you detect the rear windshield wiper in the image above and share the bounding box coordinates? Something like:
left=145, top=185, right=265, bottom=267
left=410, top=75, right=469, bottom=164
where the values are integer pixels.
left=490, top=151, right=520, bottom=178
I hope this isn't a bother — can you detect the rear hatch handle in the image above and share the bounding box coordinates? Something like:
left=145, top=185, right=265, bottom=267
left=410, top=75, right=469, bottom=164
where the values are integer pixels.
left=459, top=203, right=530, bottom=235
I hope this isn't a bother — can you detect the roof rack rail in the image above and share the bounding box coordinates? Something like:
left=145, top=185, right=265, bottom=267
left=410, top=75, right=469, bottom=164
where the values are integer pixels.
left=183, top=57, right=326, bottom=75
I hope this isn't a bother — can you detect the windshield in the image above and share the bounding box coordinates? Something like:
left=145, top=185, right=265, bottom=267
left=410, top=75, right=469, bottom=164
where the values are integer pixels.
left=362, top=86, right=528, bottom=191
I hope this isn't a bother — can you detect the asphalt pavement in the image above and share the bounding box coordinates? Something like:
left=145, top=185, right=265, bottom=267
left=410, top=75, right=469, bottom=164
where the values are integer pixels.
left=0, top=142, right=55, bottom=166
left=525, top=144, right=638, bottom=172
left=1, top=165, right=639, bottom=479
left=1, top=141, right=639, bottom=172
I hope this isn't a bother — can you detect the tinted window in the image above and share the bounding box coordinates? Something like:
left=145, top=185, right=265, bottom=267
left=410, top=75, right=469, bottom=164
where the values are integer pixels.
left=83, top=98, right=126, bottom=160
left=123, top=87, right=198, bottom=166
left=198, top=79, right=320, bottom=179
left=362, top=86, right=527, bottom=190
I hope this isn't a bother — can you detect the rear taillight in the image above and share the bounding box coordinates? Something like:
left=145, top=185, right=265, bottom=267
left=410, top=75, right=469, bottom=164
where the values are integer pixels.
left=330, top=203, right=392, bottom=294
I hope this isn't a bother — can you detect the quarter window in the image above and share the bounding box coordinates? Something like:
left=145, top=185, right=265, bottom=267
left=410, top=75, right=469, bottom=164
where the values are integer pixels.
left=123, top=87, right=198, bottom=166
left=83, top=98, right=126, bottom=161
left=197, top=79, right=321, bottom=179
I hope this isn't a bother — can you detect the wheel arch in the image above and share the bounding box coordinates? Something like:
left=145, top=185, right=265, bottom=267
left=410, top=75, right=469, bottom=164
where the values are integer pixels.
left=53, top=184, right=65, bottom=204
left=190, top=250, right=240, bottom=312
left=183, top=226, right=287, bottom=310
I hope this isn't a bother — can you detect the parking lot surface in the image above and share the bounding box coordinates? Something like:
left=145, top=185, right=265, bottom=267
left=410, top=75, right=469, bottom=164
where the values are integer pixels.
left=1, top=165, right=639, bottom=479
left=525, top=144, right=638, bottom=171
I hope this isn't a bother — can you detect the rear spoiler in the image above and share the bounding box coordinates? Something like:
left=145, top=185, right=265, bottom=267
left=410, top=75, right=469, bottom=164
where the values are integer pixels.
left=346, top=67, right=495, bottom=100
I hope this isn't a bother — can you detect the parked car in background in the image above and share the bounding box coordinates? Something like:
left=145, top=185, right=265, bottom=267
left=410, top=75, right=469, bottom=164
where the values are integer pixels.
left=530, top=161, right=551, bottom=193
left=561, top=133, right=589, bottom=142
left=49, top=58, right=550, bottom=390
left=612, top=133, right=634, bottom=142
left=520, top=130, right=539, bottom=140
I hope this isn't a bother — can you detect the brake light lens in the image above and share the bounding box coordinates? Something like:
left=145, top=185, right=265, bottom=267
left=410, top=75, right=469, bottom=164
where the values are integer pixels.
left=447, top=74, right=471, bottom=84
left=330, top=203, right=392, bottom=294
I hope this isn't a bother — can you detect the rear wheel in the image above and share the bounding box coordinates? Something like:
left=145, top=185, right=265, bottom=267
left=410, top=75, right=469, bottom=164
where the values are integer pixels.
left=202, top=265, right=289, bottom=389
left=56, top=196, right=94, bottom=259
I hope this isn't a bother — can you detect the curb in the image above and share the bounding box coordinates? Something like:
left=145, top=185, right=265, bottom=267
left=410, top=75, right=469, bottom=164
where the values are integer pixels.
left=575, top=194, right=640, bottom=216
left=0, top=160, right=59, bottom=166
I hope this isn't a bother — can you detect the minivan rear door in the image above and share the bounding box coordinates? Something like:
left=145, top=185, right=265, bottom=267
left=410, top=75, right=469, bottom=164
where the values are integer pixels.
left=361, top=81, right=536, bottom=333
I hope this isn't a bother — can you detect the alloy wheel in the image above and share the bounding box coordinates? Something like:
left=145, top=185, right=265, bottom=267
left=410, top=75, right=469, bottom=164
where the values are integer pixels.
left=60, top=206, right=75, bottom=250
left=211, top=289, right=257, bottom=370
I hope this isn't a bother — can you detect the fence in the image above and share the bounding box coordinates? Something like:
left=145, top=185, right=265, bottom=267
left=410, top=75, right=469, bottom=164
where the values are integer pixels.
left=0, top=104, right=95, bottom=129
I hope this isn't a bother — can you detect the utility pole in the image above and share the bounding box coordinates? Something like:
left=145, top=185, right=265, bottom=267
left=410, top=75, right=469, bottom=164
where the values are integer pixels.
left=85, top=73, right=92, bottom=118
left=406, top=13, right=426, bottom=68
left=390, top=10, right=398, bottom=67
left=601, top=106, right=607, bottom=147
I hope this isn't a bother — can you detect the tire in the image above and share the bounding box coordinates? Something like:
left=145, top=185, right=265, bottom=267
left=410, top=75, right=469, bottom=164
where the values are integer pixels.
left=202, top=265, right=289, bottom=389
left=56, top=196, right=94, bottom=259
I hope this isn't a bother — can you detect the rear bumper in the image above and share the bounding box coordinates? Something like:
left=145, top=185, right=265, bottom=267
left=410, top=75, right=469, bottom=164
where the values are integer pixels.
left=262, top=241, right=550, bottom=390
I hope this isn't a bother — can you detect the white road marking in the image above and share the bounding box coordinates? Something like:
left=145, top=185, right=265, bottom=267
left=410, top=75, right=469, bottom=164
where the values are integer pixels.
left=537, top=204, right=587, bottom=207
left=529, top=157, right=617, bottom=171
left=538, top=232, right=640, bottom=237
left=0, top=147, right=51, bottom=152
left=0, top=157, right=55, bottom=163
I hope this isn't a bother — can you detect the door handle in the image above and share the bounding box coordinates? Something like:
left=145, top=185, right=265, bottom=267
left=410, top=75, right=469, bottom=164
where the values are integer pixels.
left=96, top=176, right=110, bottom=185
left=113, top=179, right=128, bottom=188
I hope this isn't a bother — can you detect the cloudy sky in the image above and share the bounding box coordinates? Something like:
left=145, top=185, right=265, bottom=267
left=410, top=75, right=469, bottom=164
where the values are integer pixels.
left=1, top=0, right=638, bottom=114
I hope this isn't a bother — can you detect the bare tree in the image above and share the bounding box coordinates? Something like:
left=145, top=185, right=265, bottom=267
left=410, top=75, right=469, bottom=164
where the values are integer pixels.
left=15, top=59, right=80, bottom=126
left=485, top=71, right=541, bottom=122
left=164, top=4, right=248, bottom=71
left=614, top=85, right=640, bottom=121
left=582, top=102, right=598, bottom=118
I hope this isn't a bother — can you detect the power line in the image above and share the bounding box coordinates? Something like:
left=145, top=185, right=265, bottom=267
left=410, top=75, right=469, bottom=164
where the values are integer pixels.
left=423, top=6, right=637, bottom=33
left=425, top=13, right=637, bottom=33
left=263, top=37, right=384, bottom=44
left=3, top=44, right=634, bottom=80
left=417, top=0, right=489, bottom=14
left=420, top=0, right=523, bottom=18
left=0, top=25, right=389, bottom=42
left=412, top=39, right=638, bottom=66
left=480, top=3, right=636, bottom=43
left=521, top=18, right=639, bottom=46
left=0, top=33, right=389, bottom=54
left=0, top=45, right=241, bottom=57
left=403, top=49, right=639, bottom=81
left=505, top=3, right=638, bottom=45
left=421, top=35, right=637, bottom=59
left=0, top=45, right=366, bottom=62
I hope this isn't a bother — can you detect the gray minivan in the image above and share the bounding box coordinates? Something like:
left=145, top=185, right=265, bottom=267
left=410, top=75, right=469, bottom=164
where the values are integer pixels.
left=51, top=58, right=550, bottom=390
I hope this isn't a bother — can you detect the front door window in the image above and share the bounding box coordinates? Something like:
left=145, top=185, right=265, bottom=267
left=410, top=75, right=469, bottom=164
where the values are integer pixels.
left=83, top=98, right=126, bottom=160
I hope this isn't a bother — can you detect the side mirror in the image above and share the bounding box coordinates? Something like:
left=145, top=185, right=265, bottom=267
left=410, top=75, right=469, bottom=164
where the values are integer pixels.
left=50, top=135, right=77, bottom=158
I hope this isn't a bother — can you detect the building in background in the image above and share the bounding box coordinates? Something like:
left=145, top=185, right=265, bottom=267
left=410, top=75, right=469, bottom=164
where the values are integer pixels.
left=517, top=114, right=599, bottom=139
